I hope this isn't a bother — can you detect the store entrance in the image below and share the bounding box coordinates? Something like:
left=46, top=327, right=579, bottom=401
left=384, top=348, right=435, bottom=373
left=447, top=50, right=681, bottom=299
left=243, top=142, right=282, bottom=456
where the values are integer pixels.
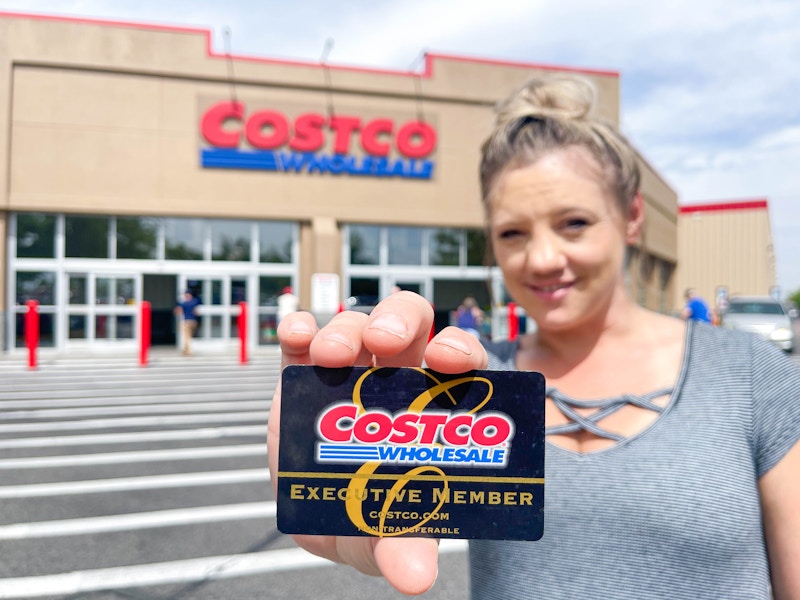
left=178, top=274, right=248, bottom=349
left=143, top=274, right=178, bottom=346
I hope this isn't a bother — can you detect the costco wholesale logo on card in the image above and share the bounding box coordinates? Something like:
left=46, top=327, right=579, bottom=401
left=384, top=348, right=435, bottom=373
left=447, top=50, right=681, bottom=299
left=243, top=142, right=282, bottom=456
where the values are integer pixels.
left=315, top=404, right=514, bottom=466
left=277, top=366, right=546, bottom=541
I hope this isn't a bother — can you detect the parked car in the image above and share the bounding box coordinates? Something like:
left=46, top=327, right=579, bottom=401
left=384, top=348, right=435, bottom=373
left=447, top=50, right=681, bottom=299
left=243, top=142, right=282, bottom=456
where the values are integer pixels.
left=720, top=296, right=795, bottom=353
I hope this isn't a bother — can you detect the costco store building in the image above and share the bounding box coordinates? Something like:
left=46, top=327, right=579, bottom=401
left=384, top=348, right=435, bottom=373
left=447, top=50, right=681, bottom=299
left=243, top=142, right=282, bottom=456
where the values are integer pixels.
left=0, top=12, right=678, bottom=354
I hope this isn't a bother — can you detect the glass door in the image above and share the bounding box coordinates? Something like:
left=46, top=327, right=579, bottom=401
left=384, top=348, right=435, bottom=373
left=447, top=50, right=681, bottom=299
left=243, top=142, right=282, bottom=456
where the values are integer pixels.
left=64, top=272, right=140, bottom=347
left=182, top=277, right=225, bottom=345
left=179, top=275, right=249, bottom=349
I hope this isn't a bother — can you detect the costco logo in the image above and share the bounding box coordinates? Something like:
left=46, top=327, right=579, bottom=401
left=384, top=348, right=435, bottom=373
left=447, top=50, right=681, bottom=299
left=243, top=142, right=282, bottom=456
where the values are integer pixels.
left=200, top=101, right=436, bottom=179
left=314, top=404, right=514, bottom=467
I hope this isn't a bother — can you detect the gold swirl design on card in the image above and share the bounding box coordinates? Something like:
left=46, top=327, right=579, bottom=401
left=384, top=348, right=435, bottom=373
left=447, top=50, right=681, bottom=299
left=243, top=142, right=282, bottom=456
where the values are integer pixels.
left=343, top=367, right=495, bottom=536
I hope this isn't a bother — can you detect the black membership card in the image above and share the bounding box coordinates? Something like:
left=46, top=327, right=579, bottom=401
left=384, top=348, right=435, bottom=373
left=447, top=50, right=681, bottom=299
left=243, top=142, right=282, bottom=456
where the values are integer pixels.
left=277, top=365, right=545, bottom=540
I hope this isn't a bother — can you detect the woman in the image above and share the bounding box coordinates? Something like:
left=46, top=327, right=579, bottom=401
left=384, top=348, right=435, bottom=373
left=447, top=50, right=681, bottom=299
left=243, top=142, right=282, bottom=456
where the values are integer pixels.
left=268, top=76, right=800, bottom=598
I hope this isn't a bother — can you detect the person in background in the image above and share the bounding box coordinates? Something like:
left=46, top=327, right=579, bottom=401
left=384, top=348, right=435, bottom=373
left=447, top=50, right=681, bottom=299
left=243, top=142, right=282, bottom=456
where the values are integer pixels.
left=276, top=286, right=299, bottom=326
left=455, top=295, right=485, bottom=338
left=268, top=75, right=800, bottom=598
left=681, top=287, right=712, bottom=323
left=174, top=290, right=200, bottom=356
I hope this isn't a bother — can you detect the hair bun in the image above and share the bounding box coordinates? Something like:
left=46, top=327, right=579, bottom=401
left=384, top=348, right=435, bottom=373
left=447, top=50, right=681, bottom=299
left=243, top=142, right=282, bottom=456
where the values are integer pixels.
left=494, top=75, right=596, bottom=127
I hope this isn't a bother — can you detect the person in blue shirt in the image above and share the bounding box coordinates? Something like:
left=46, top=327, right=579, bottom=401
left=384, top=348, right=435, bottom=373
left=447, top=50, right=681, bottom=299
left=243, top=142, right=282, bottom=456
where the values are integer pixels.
left=174, top=290, right=201, bottom=355
left=681, top=288, right=711, bottom=323
left=455, top=296, right=484, bottom=337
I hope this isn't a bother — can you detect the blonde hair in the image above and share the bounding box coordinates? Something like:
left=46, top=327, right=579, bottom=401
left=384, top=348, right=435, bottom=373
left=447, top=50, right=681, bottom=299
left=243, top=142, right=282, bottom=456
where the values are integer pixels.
left=480, top=75, right=640, bottom=214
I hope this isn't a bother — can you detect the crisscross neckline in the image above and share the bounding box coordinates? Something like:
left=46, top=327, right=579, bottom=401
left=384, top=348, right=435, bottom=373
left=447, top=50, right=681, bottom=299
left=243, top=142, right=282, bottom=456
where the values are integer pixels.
left=545, top=386, right=674, bottom=442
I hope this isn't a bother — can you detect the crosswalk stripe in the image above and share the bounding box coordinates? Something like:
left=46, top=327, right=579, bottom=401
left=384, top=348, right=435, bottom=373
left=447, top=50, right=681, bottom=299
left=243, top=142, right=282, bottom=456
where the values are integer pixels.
left=0, top=426, right=266, bottom=449
left=0, top=468, right=271, bottom=498
left=0, top=444, right=265, bottom=469
left=0, top=400, right=269, bottom=420
left=0, top=501, right=277, bottom=539
left=0, top=411, right=267, bottom=433
left=0, top=383, right=272, bottom=402
left=0, top=540, right=468, bottom=598
left=0, top=391, right=269, bottom=410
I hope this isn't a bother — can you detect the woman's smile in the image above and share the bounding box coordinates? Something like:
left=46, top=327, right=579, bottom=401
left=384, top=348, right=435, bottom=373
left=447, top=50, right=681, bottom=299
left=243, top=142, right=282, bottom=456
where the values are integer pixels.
left=528, top=280, right=575, bottom=301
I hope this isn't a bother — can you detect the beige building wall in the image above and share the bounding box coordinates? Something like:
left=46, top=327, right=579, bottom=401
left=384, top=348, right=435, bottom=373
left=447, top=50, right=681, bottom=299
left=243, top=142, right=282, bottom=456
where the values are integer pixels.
left=631, top=154, right=679, bottom=312
left=0, top=12, right=678, bottom=341
left=675, top=200, right=775, bottom=313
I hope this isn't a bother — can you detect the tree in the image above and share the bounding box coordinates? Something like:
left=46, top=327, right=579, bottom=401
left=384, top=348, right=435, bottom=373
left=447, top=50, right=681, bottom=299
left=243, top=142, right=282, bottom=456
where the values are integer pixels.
left=788, top=288, right=800, bottom=313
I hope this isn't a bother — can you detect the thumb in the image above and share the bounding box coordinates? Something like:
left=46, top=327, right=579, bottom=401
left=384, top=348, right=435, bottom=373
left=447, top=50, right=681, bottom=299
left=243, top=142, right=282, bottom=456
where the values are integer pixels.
left=374, top=537, right=440, bottom=596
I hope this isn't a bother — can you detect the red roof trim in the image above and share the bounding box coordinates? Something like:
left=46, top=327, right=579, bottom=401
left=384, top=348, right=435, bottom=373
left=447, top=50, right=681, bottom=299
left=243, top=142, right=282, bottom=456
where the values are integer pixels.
left=0, top=10, right=619, bottom=79
left=679, top=199, right=768, bottom=214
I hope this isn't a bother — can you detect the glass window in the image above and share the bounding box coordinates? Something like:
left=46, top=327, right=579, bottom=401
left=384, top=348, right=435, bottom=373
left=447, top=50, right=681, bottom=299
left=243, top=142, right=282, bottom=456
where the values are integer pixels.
left=16, top=313, right=55, bottom=348
left=116, top=316, right=134, bottom=339
left=16, top=213, right=56, bottom=258
left=229, top=315, right=239, bottom=339
left=211, top=219, right=251, bottom=262
left=116, top=278, right=135, bottom=304
left=260, top=276, right=291, bottom=306
left=96, top=278, right=111, bottom=305
left=259, top=314, right=278, bottom=344
left=658, top=259, right=674, bottom=314
left=348, top=278, right=380, bottom=308
left=165, top=218, right=205, bottom=260
left=186, top=279, right=204, bottom=302
left=68, top=315, right=87, bottom=339
left=211, top=280, right=223, bottom=305
left=349, top=225, right=380, bottom=265
left=69, top=276, right=88, bottom=305
left=726, top=301, right=786, bottom=315
left=95, top=315, right=110, bottom=339
left=231, top=278, right=247, bottom=304
left=387, top=227, right=422, bottom=265
left=430, top=228, right=461, bottom=266
left=16, top=271, right=56, bottom=305
left=211, top=315, right=223, bottom=338
left=65, top=215, right=109, bottom=258
left=117, top=217, right=159, bottom=259
left=659, top=259, right=674, bottom=289
left=466, top=229, right=487, bottom=266
left=259, top=222, right=293, bottom=263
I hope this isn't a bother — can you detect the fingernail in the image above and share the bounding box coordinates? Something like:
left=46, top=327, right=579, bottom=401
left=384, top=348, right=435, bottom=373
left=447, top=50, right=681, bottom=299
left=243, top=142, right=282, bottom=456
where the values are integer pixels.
left=320, top=332, right=355, bottom=350
left=288, top=321, right=315, bottom=336
left=368, top=314, right=408, bottom=339
left=433, top=336, right=472, bottom=355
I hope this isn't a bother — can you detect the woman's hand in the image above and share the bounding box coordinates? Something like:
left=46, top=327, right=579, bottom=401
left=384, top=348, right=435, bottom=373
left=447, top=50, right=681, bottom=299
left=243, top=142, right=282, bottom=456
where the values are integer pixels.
left=267, top=291, right=488, bottom=595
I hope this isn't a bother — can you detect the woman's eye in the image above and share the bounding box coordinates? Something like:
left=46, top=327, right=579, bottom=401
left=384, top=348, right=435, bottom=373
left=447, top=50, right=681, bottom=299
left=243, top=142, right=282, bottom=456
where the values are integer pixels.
left=563, top=218, right=589, bottom=231
left=498, top=229, right=523, bottom=240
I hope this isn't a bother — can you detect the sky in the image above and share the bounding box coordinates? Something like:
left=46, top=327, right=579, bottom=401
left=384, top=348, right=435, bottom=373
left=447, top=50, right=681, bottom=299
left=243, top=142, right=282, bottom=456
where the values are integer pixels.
left=1, top=0, right=799, bottom=296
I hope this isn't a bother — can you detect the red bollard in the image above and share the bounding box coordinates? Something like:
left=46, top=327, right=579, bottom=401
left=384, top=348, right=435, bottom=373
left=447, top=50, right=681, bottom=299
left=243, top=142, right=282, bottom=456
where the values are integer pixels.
left=25, top=300, right=39, bottom=370
left=507, top=302, right=519, bottom=341
left=139, top=301, right=151, bottom=367
left=238, top=301, right=248, bottom=364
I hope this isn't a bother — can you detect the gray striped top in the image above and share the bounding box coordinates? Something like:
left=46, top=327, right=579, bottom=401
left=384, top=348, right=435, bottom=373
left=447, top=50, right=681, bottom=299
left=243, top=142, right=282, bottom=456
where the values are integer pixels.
left=470, top=321, right=800, bottom=599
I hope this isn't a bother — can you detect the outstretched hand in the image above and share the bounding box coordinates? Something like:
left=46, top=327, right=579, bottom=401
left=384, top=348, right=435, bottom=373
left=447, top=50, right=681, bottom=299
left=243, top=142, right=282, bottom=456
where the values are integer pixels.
left=267, top=291, right=488, bottom=595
